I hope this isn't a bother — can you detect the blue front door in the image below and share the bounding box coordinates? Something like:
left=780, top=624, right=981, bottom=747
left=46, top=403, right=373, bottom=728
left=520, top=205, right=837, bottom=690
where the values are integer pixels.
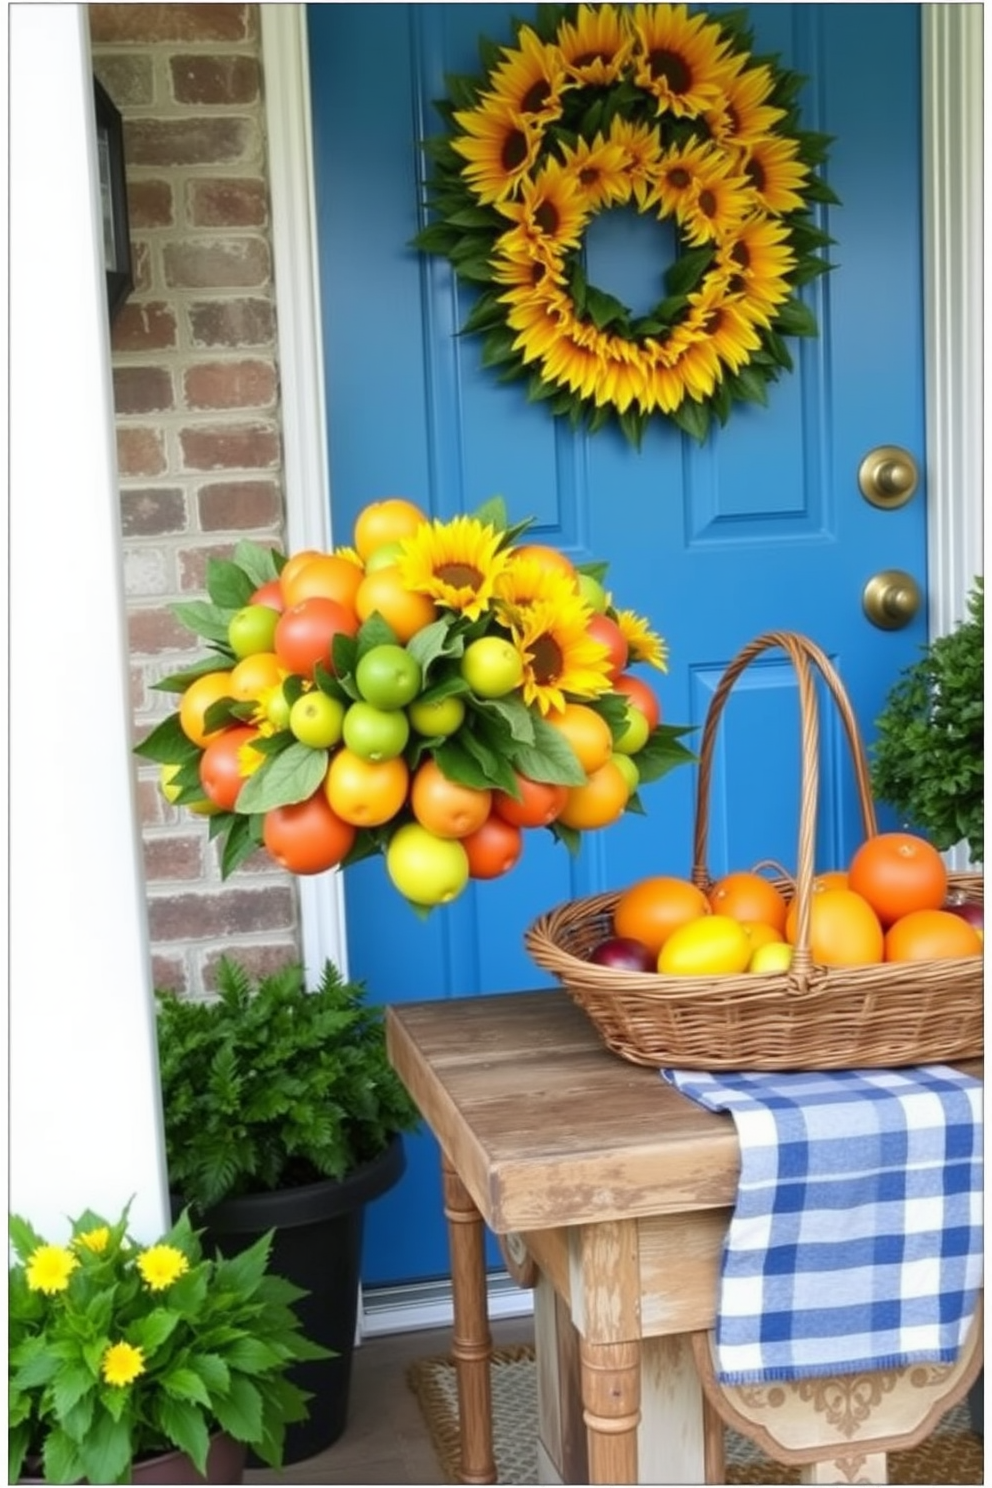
left=307, top=4, right=928, bottom=1287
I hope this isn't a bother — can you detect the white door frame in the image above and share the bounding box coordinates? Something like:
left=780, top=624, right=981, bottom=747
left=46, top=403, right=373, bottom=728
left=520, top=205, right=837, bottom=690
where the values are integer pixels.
left=261, top=4, right=982, bottom=974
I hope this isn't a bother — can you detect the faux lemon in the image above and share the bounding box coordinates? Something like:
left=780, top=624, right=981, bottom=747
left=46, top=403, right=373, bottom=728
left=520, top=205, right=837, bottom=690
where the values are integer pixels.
left=658, top=915, right=752, bottom=977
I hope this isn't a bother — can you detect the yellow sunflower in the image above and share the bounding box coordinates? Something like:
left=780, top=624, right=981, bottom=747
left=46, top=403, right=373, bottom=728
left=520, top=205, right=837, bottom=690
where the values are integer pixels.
left=643, top=330, right=722, bottom=411
left=681, top=277, right=765, bottom=374
left=483, top=24, right=571, bottom=125
left=491, top=226, right=569, bottom=293
left=615, top=609, right=669, bottom=671
left=607, top=116, right=667, bottom=208
left=497, top=561, right=613, bottom=712
left=452, top=95, right=543, bottom=205
left=557, top=132, right=633, bottom=212
left=500, top=278, right=574, bottom=368
left=702, top=61, right=787, bottom=151
left=676, top=160, right=757, bottom=248
left=649, top=138, right=728, bottom=218
left=741, top=133, right=812, bottom=215
left=716, top=215, right=797, bottom=319
left=629, top=3, right=736, bottom=117
left=557, top=4, right=634, bottom=87
left=496, top=157, right=592, bottom=266
left=396, top=515, right=510, bottom=622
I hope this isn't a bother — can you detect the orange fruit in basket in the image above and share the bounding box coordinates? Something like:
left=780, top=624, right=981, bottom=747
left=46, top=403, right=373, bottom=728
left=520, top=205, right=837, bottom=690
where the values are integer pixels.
left=847, top=832, right=948, bottom=926
left=784, top=871, right=849, bottom=941
left=707, top=871, right=788, bottom=933
left=884, top=909, right=983, bottom=962
left=789, top=888, right=884, bottom=966
left=613, top=876, right=709, bottom=957
left=740, top=921, right=785, bottom=952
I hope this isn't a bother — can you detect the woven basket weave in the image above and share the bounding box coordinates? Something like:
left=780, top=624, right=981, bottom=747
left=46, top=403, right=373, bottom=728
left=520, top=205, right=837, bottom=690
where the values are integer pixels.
left=525, top=631, right=983, bottom=1071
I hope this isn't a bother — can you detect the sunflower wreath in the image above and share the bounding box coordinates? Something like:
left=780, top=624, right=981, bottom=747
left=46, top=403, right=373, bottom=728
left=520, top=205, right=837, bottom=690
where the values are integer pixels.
left=414, top=3, right=838, bottom=446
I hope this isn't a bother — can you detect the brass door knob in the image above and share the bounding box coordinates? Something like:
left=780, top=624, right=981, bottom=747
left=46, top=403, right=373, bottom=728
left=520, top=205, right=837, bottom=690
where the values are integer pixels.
left=858, top=446, right=919, bottom=508
left=863, top=570, right=922, bottom=629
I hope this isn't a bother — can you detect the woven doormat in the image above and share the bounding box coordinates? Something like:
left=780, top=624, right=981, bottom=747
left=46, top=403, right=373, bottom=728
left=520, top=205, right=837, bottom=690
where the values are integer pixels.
left=407, top=1345, right=982, bottom=1485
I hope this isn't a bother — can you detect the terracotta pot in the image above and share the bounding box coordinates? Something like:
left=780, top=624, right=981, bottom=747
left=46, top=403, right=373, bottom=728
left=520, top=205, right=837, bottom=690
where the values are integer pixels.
left=20, top=1432, right=246, bottom=1484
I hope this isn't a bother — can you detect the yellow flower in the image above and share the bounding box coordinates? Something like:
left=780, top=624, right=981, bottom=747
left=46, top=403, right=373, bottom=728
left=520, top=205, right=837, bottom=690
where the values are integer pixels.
left=483, top=23, right=571, bottom=125
left=557, top=3, right=633, bottom=88
left=740, top=133, right=811, bottom=215
left=496, top=560, right=613, bottom=714
left=496, top=157, right=592, bottom=267
left=74, top=1226, right=111, bottom=1254
left=25, top=1245, right=79, bottom=1294
left=629, top=3, right=737, bottom=117
left=702, top=61, right=787, bottom=151
left=606, top=116, right=666, bottom=209
left=396, top=515, right=510, bottom=622
left=557, top=133, right=633, bottom=213
left=716, top=215, right=797, bottom=321
left=332, top=544, right=364, bottom=568
left=136, top=1243, right=190, bottom=1292
left=101, top=1341, right=146, bottom=1388
left=615, top=609, right=669, bottom=672
left=452, top=95, right=543, bottom=205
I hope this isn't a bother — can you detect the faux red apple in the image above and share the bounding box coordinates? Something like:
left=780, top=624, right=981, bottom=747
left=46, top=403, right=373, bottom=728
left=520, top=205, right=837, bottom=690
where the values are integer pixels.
left=944, top=895, right=984, bottom=940
left=589, top=936, right=656, bottom=972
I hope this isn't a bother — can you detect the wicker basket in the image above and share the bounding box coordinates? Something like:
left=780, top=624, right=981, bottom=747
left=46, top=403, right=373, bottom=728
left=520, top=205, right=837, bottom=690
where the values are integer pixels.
left=525, top=630, right=984, bottom=1070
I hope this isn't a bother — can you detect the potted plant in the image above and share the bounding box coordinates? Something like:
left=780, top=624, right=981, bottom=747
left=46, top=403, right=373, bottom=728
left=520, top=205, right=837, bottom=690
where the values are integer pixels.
left=870, top=577, right=983, bottom=864
left=8, top=1203, right=327, bottom=1485
left=154, top=957, right=421, bottom=1463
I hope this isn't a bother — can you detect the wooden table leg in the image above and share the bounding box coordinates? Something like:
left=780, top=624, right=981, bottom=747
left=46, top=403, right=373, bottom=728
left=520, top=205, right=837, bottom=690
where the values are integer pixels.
left=580, top=1337, right=641, bottom=1485
left=442, top=1153, right=496, bottom=1486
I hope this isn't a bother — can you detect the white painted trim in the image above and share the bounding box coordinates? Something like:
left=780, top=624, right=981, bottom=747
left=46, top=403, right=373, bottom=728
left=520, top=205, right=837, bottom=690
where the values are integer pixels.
left=361, top=1272, right=535, bottom=1339
left=921, top=6, right=984, bottom=871
left=260, top=5, right=350, bottom=982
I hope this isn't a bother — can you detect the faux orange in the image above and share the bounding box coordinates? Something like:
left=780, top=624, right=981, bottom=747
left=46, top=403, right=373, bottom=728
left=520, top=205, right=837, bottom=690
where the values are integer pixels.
left=884, top=909, right=983, bottom=962
left=707, top=871, right=788, bottom=933
left=790, top=887, right=884, bottom=966
left=613, top=876, right=710, bottom=957
left=847, top=832, right=948, bottom=927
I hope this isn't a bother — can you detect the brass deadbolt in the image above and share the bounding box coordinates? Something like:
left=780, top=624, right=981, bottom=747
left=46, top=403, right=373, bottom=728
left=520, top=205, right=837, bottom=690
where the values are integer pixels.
left=862, top=570, right=922, bottom=630
left=858, top=446, right=920, bottom=508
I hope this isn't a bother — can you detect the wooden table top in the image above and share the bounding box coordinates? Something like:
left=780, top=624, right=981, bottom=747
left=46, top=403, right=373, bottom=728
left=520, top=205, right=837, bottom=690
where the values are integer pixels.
left=386, top=989, right=742, bottom=1234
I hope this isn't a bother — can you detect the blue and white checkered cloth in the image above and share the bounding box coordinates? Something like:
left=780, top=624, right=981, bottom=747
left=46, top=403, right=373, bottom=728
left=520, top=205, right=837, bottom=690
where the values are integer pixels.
left=660, top=1064, right=983, bottom=1385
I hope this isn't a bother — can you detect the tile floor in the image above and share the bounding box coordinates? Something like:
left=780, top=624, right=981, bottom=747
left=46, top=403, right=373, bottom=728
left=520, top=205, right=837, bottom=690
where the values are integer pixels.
left=246, top=1315, right=534, bottom=1486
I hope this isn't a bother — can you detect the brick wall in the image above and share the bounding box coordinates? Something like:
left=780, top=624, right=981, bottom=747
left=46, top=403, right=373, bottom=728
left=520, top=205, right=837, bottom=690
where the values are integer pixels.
left=90, top=3, right=303, bottom=997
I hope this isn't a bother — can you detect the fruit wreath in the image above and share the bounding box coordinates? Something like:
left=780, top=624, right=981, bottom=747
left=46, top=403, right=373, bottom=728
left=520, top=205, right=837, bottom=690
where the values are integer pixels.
left=414, top=2, right=837, bottom=445
left=135, top=497, right=695, bottom=911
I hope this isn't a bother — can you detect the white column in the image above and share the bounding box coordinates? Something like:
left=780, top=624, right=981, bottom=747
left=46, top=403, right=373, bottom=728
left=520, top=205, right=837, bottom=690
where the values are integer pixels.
left=9, top=4, right=169, bottom=1243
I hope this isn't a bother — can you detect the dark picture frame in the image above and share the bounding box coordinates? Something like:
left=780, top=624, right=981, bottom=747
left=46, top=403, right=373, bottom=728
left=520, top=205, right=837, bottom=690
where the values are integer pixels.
left=93, top=77, right=133, bottom=321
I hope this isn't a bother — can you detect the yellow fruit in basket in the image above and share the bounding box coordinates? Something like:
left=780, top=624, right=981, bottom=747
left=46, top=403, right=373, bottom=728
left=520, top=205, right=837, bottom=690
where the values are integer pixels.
left=740, top=920, right=784, bottom=952
left=748, top=941, right=794, bottom=974
left=613, top=876, right=710, bottom=957
left=658, top=915, right=752, bottom=976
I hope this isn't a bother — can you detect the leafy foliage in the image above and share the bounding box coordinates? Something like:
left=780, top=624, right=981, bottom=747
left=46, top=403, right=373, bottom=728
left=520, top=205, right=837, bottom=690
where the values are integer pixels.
left=8, top=1205, right=327, bottom=1484
left=870, top=579, right=983, bottom=862
left=155, top=959, right=421, bottom=1211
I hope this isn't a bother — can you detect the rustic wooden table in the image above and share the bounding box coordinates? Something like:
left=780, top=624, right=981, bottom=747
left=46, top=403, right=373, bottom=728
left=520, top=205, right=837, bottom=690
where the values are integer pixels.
left=386, top=990, right=982, bottom=1487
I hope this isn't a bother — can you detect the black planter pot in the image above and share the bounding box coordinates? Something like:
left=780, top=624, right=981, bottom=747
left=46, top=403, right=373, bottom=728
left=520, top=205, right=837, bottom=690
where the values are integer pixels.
left=175, top=1135, right=406, bottom=1465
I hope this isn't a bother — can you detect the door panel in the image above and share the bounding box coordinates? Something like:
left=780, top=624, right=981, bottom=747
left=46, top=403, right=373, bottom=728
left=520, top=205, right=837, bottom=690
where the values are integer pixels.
left=307, top=3, right=926, bottom=1286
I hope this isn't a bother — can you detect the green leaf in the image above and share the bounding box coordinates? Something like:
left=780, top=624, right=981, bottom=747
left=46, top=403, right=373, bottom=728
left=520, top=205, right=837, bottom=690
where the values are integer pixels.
left=583, top=285, right=631, bottom=332
left=43, top=1427, right=87, bottom=1486
left=77, top=1410, right=133, bottom=1486
left=774, top=297, right=819, bottom=337
left=212, top=1374, right=265, bottom=1445
left=206, top=558, right=256, bottom=610
left=509, top=714, right=587, bottom=786
left=473, top=692, right=537, bottom=746
left=233, top=742, right=329, bottom=814
left=152, top=655, right=235, bottom=693
left=671, top=398, right=710, bottom=443
left=131, top=1306, right=181, bottom=1353
left=52, top=1363, right=97, bottom=1420
left=219, top=813, right=265, bottom=879
left=633, top=724, right=698, bottom=784
left=664, top=247, right=713, bottom=297
left=232, top=540, right=283, bottom=589
left=217, top=1337, right=285, bottom=1374
left=155, top=1396, right=211, bottom=1473
left=171, top=600, right=237, bottom=645
left=407, top=616, right=467, bottom=677
left=132, top=713, right=200, bottom=765
left=162, top=1365, right=213, bottom=1407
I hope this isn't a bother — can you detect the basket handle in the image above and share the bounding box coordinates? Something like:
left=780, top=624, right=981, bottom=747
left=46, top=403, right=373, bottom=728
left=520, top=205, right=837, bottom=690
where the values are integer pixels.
left=690, top=632, right=878, bottom=973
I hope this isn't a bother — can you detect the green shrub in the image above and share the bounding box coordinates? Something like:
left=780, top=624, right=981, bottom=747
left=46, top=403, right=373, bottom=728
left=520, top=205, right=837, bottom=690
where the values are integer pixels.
left=155, top=959, right=421, bottom=1212
left=870, top=578, right=983, bottom=862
